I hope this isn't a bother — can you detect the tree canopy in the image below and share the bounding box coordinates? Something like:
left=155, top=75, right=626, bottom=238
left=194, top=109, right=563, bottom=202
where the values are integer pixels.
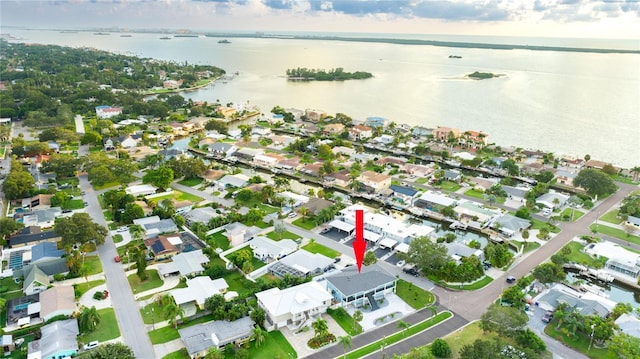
left=142, top=166, right=174, bottom=191
left=573, top=168, right=618, bottom=197
left=54, top=213, right=108, bottom=247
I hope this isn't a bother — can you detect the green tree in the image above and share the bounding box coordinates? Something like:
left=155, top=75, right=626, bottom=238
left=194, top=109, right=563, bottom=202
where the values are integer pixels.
left=50, top=190, right=71, bottom=208
left=0, top=218, right=25, bottom=243
left=479, top=303, right=528, bottom=336
left=573, top=169, right=618, bottom=197
left=431, top=338, right=452, bottom=358
left=54, top=213, right=108, bottom=247
left=317, top=144, right=333, bottom=160
left=164, top=297, right=185, bottom=328
left=353, top=310, right=363, bottom=330
left=41, top=153, right=78, bottom=178
left=397, top=320, right=410, bottom=336
left=501, top=286, right=526, bottom=308
left=3, top=163, right=35, bottom=200
left=312, top=317, right=329, bottom=338
left=363, top=250, right=377, bottom=265
left=338, top=335, right=352, bottom=358
left=142, top=166, right=173, bottom=191
left=251, top=326, right=266, bottom=347
left=532, top=262, right=565, bottom=283
left=85, top=343, right=135, bottom=359
left=121, top=203, right=144, bottom=224
left=81, top=130, right=103, bottom=146
left=608, top=333, right=640, bottom=359
left=88, top=165, right=117, bottom=187
left=403, top=236, right=449, bottom=273
left=610, top=302, right=633, bottom=321
left=78, top=306, right=101, bottom=333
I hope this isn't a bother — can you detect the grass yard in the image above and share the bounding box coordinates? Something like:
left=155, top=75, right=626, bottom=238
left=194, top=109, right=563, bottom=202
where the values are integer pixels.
left=0, top=277, right=23, bottom=293
left=545, top=322, right=614, bottom=359
left=93, top=181, right=120, bottom=190
left=74, top=280, right=106, bottom=299
left=154, top=190, right=204, bottom=203
left=266, top=230, right=301, bottom=241
left=396, top=279, right=435, bottom=309
left=246, top=219, right=271, bottom=229
left=140, top=302, right=169, bottom=325
left=208, top=231, right=231, bottom=250
left=327, top=307, right=363, bottom=336
left=590, top=224, right=640, bottom=245
left=302, top=242, right=340, bottom=258
left=292, top=217, right=317, bottom=230
left=511, top=240, right=541, bottom=253
left=162, top=348, right=189, bottom=359
left=563, top=242, right=601, bottom=267
left=84, top=255, right=103, bottom=275
left=127, top=270, right=163, bottom=294
left=113, top=234, right=123, bottom=244
left=415, top=177, right=428, bottom=184
left=149, top=326, right=180, bottom=344
left=177, top=177, right=203, bottom=187
left=258, top=203, right=279, bottom=214
left=223, top=270, right=256, bottom=297
left=344, top=312, right=452, bottom=359
left=430, top=275, right=493, bottom=290
left=464, top=189, right=484, bottom=199
left=227, top=248, right=266, bottom=270
left=246, top=330, right=297, bottom=359
left=438, top=181, right=461, bottom=192
left=561, top=208, right=585, bottom=221
left=600, top=209, right=622, bottom=224
left=530, top=218, right=561, bottom=233
left=64, top=199, right=85, bottom=210
left=256, top=273, right=280, bottom=285
left=78, top=308, right=120, bottom=343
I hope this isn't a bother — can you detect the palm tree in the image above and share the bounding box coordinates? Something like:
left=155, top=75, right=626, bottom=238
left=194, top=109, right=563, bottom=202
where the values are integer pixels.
left=298, top=206, right=311, bottom=222
left=522, top=229, right=530, bottom=245
left=553, top=302, right=570, bottom=329
left=425, top=305, right=438, bottom=317
left=251, top=327, right=266, bottom=347
left=352, top=310, right=363, bottom=330
left=631, top=166, right=640, bottom=182
left=78, top=306, right=101, bottom=333
left=312, top=317, right=329, bottom=338
left=205, top=347, right=223, bottom=359
left=129, top=224, right=144, bottom=243
left=338, top=335, right=352, bottom=358
left=397, top=320, right=410, bottom=336
left=164, top=298, right=185, bottom=328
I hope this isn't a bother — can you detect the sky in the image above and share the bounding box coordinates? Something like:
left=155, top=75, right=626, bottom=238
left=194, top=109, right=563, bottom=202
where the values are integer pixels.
left=2, top=0, right=639, bottom=39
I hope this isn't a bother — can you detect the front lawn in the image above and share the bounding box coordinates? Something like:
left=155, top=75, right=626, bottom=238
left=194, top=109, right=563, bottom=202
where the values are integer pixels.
left=292, top=217, right=317, bottom=230
left=127, top=269, right=163, bottom=294
left=226, top=248, right=265, bottom=270
left=563, top=242, right=603, bottom=268
left=438, top=181, right=461, bottom=192
left=84, top=255, right=103, bottom=275
left=266, top=230, right=301, bottom=241
left=208, top=231, right=231, bottom=250
left=429, top=275, right=493, bottom=290
left=78, top=308, right=120, bottom=343
left=223, top=270, right=256, bottom=297
left=177, top=177, right=203, bottom=187
left=258, top=203, right=279, bottom=214
left=415, top=177, right=428, bottom=184
left=64, top=199, right=85, bottom=210
left=327, top=307, right=362, bottom=336
left=246, top=330, right=297, bottom=359
left=590, top=224, right=640, bottom=245
left=162, top=348, right=189, bottom=359
left=561, top=208, right=584, bottom=221
left=600, top=209, right=622, bottom=224
left=149, top=326, right=180, bottom=344
left=140, top=302, right=167, bottom=325
left=530, top=218, right=561, bottom=233
left=464, top=189, right=484, bottom=199
left=154, top=190, right=204, bottom=203
left=396, top=279, right=435, bottom=309
left=302, top=242, right=340, bottom=258
left=545, top=322, right=614, bottom=359
left=74, top=280, right=106, bottom=299
left=93, top=181, right=120, bottom=190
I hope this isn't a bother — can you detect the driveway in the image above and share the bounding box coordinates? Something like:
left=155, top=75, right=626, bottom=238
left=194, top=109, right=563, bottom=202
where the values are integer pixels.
left=79, top=175, right=156, bottom=358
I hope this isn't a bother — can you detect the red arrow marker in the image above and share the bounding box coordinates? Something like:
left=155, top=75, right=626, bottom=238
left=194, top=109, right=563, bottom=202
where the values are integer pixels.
left=353, top=209, right=366, bottom=273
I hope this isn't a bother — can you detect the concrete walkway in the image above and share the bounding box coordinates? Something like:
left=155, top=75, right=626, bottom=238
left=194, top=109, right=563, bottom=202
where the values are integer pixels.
left=281, top=313, right=347, bottom=359
left=128, top=271, right=180, bottom=300
left=153, top=338, right=185, bottom=358
left=78, top=283, right=113, bottom=310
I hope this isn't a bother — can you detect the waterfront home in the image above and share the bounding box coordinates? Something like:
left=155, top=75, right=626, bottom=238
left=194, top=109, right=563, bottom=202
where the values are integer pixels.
left=372, top=134, right=394, bottom=145
left=412, top=126, right=432, bottom=138
left=251, top=126, right=271, bottom=136
left=389, top=185, right=419, bottom=205
left=186, top=116, right=209, bottom=130
left=536, top=191, right=569, bottom=210
left=208, top=142, right=237, bottom=158
left=413, top=191, right=458, bottom=211
left=432, top=126, right=460, bottom=142
left=267, top=134, right=295, bottom=147
left=348, top=124, right=373, bottom=141
left=534, top=283, right=616, bottom=318
left=217, top=174, right=250, bottom=189
left=253, top=154, right=279, bottom=167
left=585, top=159, right=618, bottom=172
left=28, top=319, right=79, bottom=359
left=256, top=281, right=332, bottom=331
left=446, top=242, right=484, bottom=264
left=323, top=123, right=345, bottom=135
left=454, top=201, right=499, bottom=224
left=359, top=171, right=391, bottom=193
left=39, top=286, right=76, bottom=322
left=157, top=249, right=210, bottom=278
left=201, top=169, right=225, bottom=182
left=364, top=116, right=389, bottom=128
left=95, top=105, right=122, bottom=119
left=614, top=313, right=640, bottom=338
left=468, top=177, right=498, bottom=192
left=234, top=147, right=264, bottom=160
left=584, top=241, right=640, bottom=280
left=402, top=163, right=435, bottom=177
left=168, top=122, right=188, bottom=136
left=501, top=185, right=529, bottom=202
left=555, top=170, right=577, bottom=186
left=458, top=130, right=488, bottom=149
left=377, top=156, right=407, bottom=167
left=249, top=237, right=297, bottom=263
left=277, top=191, right=309, bottom=208
left=332, top=146, right=355, bottom=157
left=301, top=197, right=334, bottom=216
left=269, top=250, right=334, bottom=278
left=184, top=206, right=219, bottom=226
left=163, top=79, right=183, bottom=89
left=444, top=170, right=462, bottom=183
left=276, top=157, right=302, bottom=172
left=304, top=108, right=326, bottom=123
left=325, top=264, right=396, bottom=309
left=170, top=277, right=229, bottom=311
left=338, top=204, right=434, bottom=243
left=490, top=214, right=531, bottom=237
left=300, top=162, right=323, bottom=177
left=179, top=317, right=254, bottom=357
left=325, top=169, right=351, bottom=187
left=7, top=227, right=61, bottom=248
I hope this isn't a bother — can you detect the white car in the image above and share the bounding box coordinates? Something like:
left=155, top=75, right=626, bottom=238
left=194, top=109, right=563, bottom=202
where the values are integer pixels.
left=288, top=212, right=297, bottom=218
left=396, top=260, right=406, bottom=268
left=116, top=226, right=128, bottom=232
left=84, top=341, right=99, bottom=350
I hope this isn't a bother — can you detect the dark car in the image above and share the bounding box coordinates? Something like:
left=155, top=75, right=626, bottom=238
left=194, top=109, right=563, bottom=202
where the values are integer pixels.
left=541, top=310, right=553, bottom=323
left=506, top=276, right=516, bottom=284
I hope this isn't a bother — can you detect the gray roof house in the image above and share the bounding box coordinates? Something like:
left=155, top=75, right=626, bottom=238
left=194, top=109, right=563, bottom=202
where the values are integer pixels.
left=217, top=174, right=249, bottom=189
left=208, top=142, right=237, bottom=158
left=534, top=284, right=615, bottom=318
left=501, top=185, right=529, bottom=200
left=157, top=249, right=210, bottom=277
left=31, top=242, right=65, bottom=263
left=184, top=207, right=219, bottom=226
left=536, top=192, right=569, bottom=209
left=325, top=264, right=396, bottom=309
left=179, top=317, right=254, bottom=357
left=28, top=319, right=79, bottom=359
left=444, top=170, right=462, bottom=182
left=269, top=250, right=334, bottom=278
left=133, top=216, right=179, bottom=238
left=445, top=243, right=484, bottom=263
left=491, top=214, right=531, bottom=236
left=23, top=265, right=49, bottom=295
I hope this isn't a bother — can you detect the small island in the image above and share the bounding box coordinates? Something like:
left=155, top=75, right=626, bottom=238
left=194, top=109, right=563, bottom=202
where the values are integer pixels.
left=467, top=71, right=504, bottom=80
left=286, top=67, right=373, bottom=81
left=218, top=39, right=231, bottom=44
left=449, top=55, right=462, bottom=59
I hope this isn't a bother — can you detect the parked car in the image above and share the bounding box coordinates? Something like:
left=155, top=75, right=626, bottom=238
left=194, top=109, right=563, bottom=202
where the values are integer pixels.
left=506, top=276, right=516, bottom=284
left=114, top=255, right=121, bottom=263
left=288, top=212, right=297, bottom=218
left=84, top=341, right=99, bottom=350
left=541, top=310, right=553, bottom=323
left=403, top=264, right=420, bottom=276
left=396, top=260, right=406, bottom=268
left=116, top=226, right=128, bottom=232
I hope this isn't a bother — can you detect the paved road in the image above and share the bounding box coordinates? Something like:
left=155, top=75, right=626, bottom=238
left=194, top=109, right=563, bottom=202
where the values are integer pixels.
left=79, top=175, right=156, bottom=359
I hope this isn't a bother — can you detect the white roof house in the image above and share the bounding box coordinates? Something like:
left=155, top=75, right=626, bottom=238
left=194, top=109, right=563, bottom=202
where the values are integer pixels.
left=414, top=191, right=458, bottom=209
left=126, top=184, right=158, bottom=197
left=614, top=313, right=640, bottom=338
left=277, top=191, right=309, bottom=208
left=170, top=277, right=229, bottom=309
left=338, top=204, right=434, bottom=243
left=255, top=280, right=332, bottom=331
left=217, top=174, right=250, bottom=188
left=249, top=237, right=297, bottom=262
left=584, top=241, right=640, bottom=279
left=157, top=249, right=210, bottom=277
left=536, top=191, right=569, bottom=209
left=275, top=250, right=334, bottom=277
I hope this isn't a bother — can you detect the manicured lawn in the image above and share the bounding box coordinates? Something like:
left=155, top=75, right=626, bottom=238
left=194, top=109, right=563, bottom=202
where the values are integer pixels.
left=227, top=248, right=266, bottom=270
left=563, top=242, right=602, bottom=267
left=302, top=242, right=340, bottom=258
left=140, top=302, right=167, bottom=325
left=511, top=240, right=541, bottom=253
left=103, top=209, right=113, bottom=221
left=149, top=326, right=180, bottom=344
left=590, top=224, right=640, bottom=245
left=223, top=270, right=256, bottom=297
left=266, top=230, right=301, bottom=241
left=208, top=231, right=231, bottom=250
left=530, top=218, right=561, bottom=233
left=464, top=189, right=484, bottom=199
left=127, top=269, right=163, bottom=294
left=430, top=275, right=493, bottom=290
left=415, top=177, right=428, bottom=184
left=0, top=277, right=23, bottom=293
left=162, top=348, right=189, bottom=359
left=94, top=181, right=120, bottom=190
left=78, top=308, right=120, bottom=343
left=258, top=203, right=279, bottom=214
left=74, top=280, right=106, bottom=299
left=438, top=181, right=461, bottom=192
left=84, top=255, right=103, bottom=275
left=246, top=330, right=297, bottom=359
left=545, top=322, right=614, bottom=359
left=154, top=190, right=204, bottom=203
left=64, top=199, right=85, bottom=210
left=610, top=174, right=639, bottom=185
left=247, top=219, right=271, bottom=229
left=178, top=177, right=203, bottom=187
left=292, top=217, right=317, bottom=230
left=561, top=208, right=584, bottom=221
left=344, top=312, right=452, bottom=359
left=113, top=234, right=123, bottom=244
left=600, top=209, right=622, bottom=224
left=327, top=307, right=363, bottom=335
left=396, top=279, right=435, bottom=309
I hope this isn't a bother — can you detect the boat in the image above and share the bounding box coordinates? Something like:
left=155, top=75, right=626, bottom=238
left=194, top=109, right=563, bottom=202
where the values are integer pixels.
left=94, top=32, right=110, bottom=35
left=218, top=39, right=231, bottom=44
left=120, top=34, right=132, bottom=37
left=449, top=55, right=462, bottom=59
left=159, top=36, right=171, bottom=40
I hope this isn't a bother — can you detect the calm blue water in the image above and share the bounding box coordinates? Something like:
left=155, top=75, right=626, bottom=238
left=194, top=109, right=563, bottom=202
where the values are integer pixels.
left=566, top=271, right=640, bottom=309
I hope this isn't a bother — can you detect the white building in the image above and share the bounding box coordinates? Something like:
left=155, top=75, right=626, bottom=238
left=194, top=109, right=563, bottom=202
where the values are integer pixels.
left=584, top=240, right=640, bottom=279
left=95, top=105, right=122, bottom=119
left=249, top=237, right=297, bottom=262
left=170, top=277, right=230, bottom=310
left=125, top=184, right=158, bottom=197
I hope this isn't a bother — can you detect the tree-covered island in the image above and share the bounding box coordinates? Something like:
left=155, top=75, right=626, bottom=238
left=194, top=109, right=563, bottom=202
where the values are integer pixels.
left=467, top=71, right=504, bottom=80
left=286, top=67, right=373, bottom=81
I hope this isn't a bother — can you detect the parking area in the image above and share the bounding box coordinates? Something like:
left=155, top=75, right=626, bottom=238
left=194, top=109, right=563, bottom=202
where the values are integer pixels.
left=385, top=253, right=401, bottom=265
left=321, top=227, right=350, bottom=241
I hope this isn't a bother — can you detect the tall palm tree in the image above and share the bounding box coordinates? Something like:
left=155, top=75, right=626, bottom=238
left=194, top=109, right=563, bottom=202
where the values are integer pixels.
left=251, top=327, right=266, bottom=347
left=352, top=310, right=363, bottom=330
left=164, top=298, right=185, bottom=328
left=78, top=306, right=101, bottom=333
left=298, top=207, right=311, bottom=222
left=397, top=320, right=410, bottom=336
left=205, top=347, right=223, bottom=359
left=338, top=335, right=352, bottom=358
left=312, top=317, right=329, bottom=338
left=425, top=305, right=438, bottom=318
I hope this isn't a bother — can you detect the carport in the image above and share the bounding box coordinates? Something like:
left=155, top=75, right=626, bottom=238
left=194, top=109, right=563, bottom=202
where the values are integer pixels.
left=395, top=243, right=410, bottom=254
left=379, top=238, right=398, bottom=250
left=328, top=219, right=355, bottom=234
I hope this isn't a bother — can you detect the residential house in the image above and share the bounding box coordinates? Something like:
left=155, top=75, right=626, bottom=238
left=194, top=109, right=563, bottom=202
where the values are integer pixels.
left=18, top=207, right=62, bottom=228
left=359, top=171, right=391, bottom=193
left=536, top=191, right=569, bottom=210
left=446, top=243, right=484, bottom=264
left=27, top=319, right=79, bottom=359
left=39, top=286, right=76, bottom=322
left=372, top=134, right=394, bottom=145
left=5, top=294, right=40, bottom=328
left=348, top=125, right=373, bottom=141
left=377, top=156, right=407, bottom=167
left=186, top=116, right=208, bottom=131
left=389, top=185, right=419, bottom=205
left=163, top=79, right=184, bottom=89
left=432, top=126, right=460, bottom=142
left=626, top=215, right=640, bottom=229
left=217, top=107, right=237, bottom=119
left=304, top=108, right=326, bottom=123
left=402, top=163, right=435, bottom=177
left=234, top=147, right=264, bottom=161
left=468, top=177, right=498, bottom=191
left=249, top=237, right=297, bottom=263
left=332, top=146, right=355, bottom=157
left=275, top=157, right=301, bottom=172
left=254, top=154, right=280, bottom=167
left=454, top=201, right=499, bottom=223
left=364, top=117, right=388, bottom=128
left=268, top=134, right=295, bottom=148
left=325, top=264, right=396, bottom=309
left=179, top=317, right=254, bottom=358
left=301, top=198, right=334, bottom=216
left=170, top=277, right=229, bottom=310
left=256, top=281, right=332, bottom=331
left=251, top=126, right=271, bottom=137
left=277, top=191, right=309, bottom=208
left=125, top=184, right=158, bottom=197
left=144, top=235, right=180, bottom=260
left=323, top=123, right=345, bottom=135
left=614, top=313, right=640, bottom=338
left=412, top=126, right=432, bottom=137
left=413, top=191, right=457, bottom=211
left=490, top=214, right=531, bottom=237
left=157, top=249, right=210, bottom=277
left=95, top=105, right=122, bottom=119
left=325, top=169, right=351, bottom=187
left=8, top=227, right=60, bottom=248
left=20, top=194, right=52, bottom=210
left=585, top=160, right=617, bottom=171
left=201, top=169, right=225, bottom=182
left=133, top=216, right=179, bottom=239
left=443, top=170, right=462, bottom=183
left=584, top=241, right=640, bottom=280
left=534, top=283, right=616, bottom=318
left=173, top=200, right=193, bottom=215
left=23, top=265, right=49, bottom=295
left=501, top=185, right=529, bottom=202
left=184, top=207, right=219, bottom=226
left=224, top=222, right=262, bottom=247
left=118, top=134, right=140, bottom=149
left=169, top=122, right=188, bottom=136
left=459, top=130, right=488, bottom=148
left=300, top=163, right=323, bottom=177
left=268, top=250, right=334, bottom=278
left=555, top=170, right=577, bottom=186
left=217, top=174, right=250, bottom=189
left=30, top=242, right=64, bottom=265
